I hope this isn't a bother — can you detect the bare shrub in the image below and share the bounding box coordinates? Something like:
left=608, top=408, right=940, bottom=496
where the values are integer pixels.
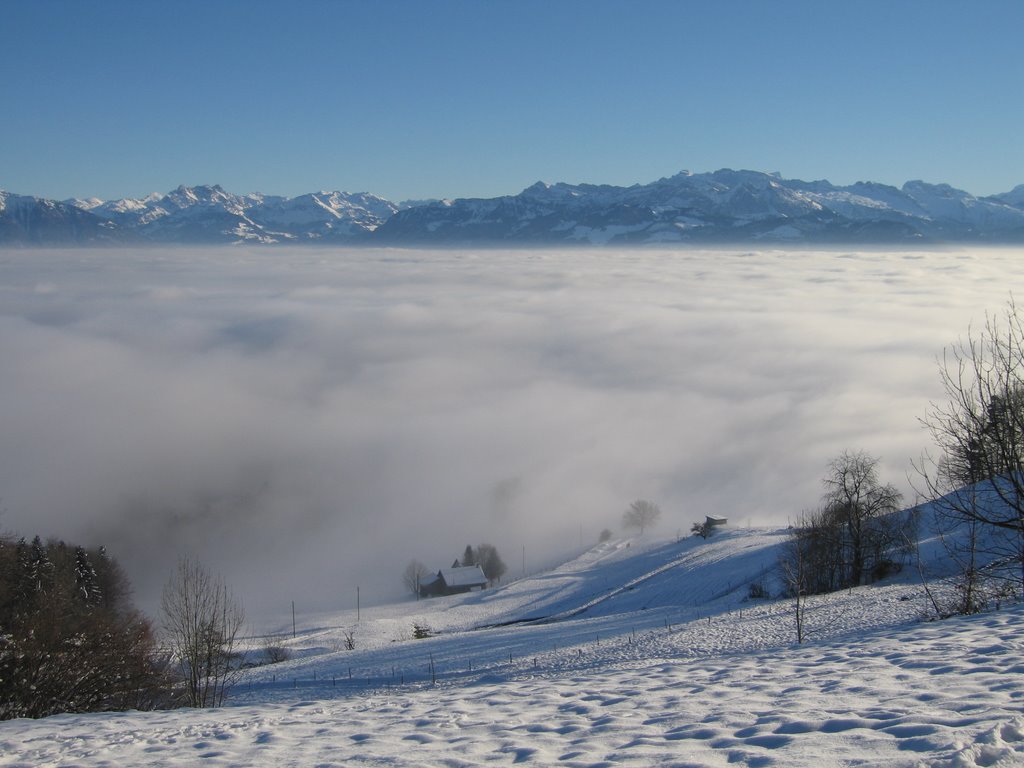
left=161, top=556, right=245, bottom=708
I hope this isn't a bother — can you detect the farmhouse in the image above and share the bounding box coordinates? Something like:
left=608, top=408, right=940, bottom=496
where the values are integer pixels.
left=419, top=565, right=488, bottom=597
left=705, top=516, right=727, bottom=529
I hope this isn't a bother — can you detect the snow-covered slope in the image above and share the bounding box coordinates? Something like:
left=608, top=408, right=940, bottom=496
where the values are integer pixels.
left=3, top=524, right=1022, bottom=767
left=223, top=525, right=948, bottom=691
left=8, top=608, right=1023, bottom=768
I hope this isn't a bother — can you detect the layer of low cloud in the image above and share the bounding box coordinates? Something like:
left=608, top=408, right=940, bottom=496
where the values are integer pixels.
left=0, top=246, right=1016, bottom=626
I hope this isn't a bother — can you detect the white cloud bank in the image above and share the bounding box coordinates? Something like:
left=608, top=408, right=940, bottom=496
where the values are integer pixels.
left=0, top=246, right=1017, bottom=625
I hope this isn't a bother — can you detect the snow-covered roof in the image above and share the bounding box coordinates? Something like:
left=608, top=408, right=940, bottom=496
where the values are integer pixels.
left=439, top=565, right=487, bottom=587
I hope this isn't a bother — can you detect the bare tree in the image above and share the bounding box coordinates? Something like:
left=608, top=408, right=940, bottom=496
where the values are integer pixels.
left=622, top=499, right=662, bottom=535
left=939, top=496, right=986, bottom=615
left=918, top=297, right=1024, bottom=592
left=402, top=559, right=430, bottom=598
left=160, top=556, right=245, bottom=708
left=822, top=450, right=904, bottom=586
left=779, top=525, right=810, bottom=644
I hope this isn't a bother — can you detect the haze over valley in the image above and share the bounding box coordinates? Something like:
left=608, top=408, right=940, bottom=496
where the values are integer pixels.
left=1, top=245, right=1019, bottom=623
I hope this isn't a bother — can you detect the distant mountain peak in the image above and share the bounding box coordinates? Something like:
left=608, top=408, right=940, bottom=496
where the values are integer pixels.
left=3, top=171, right=1024, bottom=246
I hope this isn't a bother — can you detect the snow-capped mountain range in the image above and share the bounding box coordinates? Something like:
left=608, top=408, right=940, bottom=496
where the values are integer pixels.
left=3, top=169, right=1024, bottom=245
left=49, top=184, right=399, bottom=245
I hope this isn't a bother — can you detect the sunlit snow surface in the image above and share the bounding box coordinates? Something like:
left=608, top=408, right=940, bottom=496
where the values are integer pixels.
left=2, top=528, right=1023, bottom=766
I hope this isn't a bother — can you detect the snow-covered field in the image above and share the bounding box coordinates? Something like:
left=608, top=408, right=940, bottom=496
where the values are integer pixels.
left=3, top=527, right=1022, bottom=767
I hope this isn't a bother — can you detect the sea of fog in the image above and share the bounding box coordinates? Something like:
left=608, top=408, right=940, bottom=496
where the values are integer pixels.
left=0, top=246, right=1018, bottom=626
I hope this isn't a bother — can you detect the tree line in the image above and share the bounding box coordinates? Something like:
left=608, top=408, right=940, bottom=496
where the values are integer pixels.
left=0, top=532, right=246, bottom=719
left=778, top=451, right=916, bottom=643
left=0, top=535, right=171, bottom=719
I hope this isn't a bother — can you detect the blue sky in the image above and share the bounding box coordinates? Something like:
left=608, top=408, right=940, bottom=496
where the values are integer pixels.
left=2, top=0, right=1022, bottom=202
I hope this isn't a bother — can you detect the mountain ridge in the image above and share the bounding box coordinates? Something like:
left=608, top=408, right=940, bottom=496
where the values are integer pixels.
left=2, top=169, right=1023, bottom=246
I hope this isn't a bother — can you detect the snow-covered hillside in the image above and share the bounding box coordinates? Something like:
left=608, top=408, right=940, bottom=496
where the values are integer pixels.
left=3, top=525, right=1022, bottom=767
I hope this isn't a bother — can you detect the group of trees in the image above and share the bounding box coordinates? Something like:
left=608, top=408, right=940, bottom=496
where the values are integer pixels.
left=781, top=452, right=916, bottom=606
left=0, top=535, right=171, bottom=719
left=0, top=532, right=247, bottom=719
left=454, top=543, right=507, bottom=584
left=783, top=298, right=1024, bottom=631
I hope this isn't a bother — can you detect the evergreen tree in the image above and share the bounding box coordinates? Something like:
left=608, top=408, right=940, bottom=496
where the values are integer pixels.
left=93, top=545, right=128, bottom=611
left=28, top=536, right=54, bottom=595
left=13, top=537, right=33, bottom=610
left=462, top=545, right=476, bottom=567
left=74, top=546, right=101, bottom=606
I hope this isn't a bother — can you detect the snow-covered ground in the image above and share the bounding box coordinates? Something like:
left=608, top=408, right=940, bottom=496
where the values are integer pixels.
left=2, top=527, right=1023, bottom=767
